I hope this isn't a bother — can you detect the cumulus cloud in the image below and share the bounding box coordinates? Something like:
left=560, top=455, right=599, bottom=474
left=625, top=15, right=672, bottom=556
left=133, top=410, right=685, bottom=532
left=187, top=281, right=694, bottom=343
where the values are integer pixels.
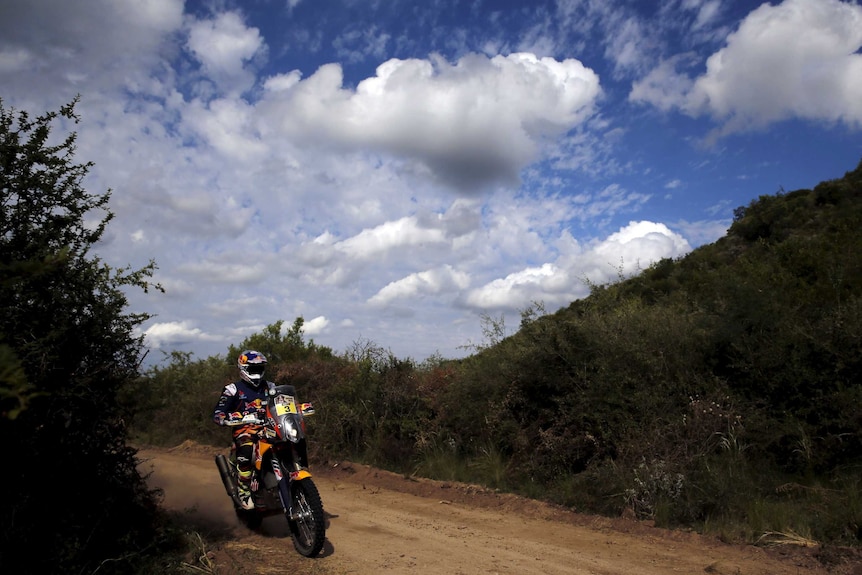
left=144, top=321, right=220, bottom=347
left=464, top=263, right=565, bottom=309
left=0, top=1, right=752, bottom=362
left=336, top=216, right=448, bottom=259
left=300, top=316, right=330, bottom=336
left=291, top=199, right=485, bottom=290
left=182, top=97, right=267, bottom=161
left=0, top=0, right=184, bottom=104
left=465, top=221, right=691, bottom=310
left=593, top=221, right=691, bottom=268
left=632, top=0, right=862, bottom=136
left=186, top=11, right=266, bottom=96
left=259, top=52, right=602, bottom=191
left=368, top=265, right=471, bottom=306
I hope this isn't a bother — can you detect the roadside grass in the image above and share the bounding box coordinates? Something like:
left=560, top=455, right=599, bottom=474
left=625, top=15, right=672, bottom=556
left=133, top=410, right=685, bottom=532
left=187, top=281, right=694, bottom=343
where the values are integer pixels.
left=411, top=440, right=509, bottom=489
left=697, top=471, right=862, bottom=548
left=409, top=443, right=861, bottom=552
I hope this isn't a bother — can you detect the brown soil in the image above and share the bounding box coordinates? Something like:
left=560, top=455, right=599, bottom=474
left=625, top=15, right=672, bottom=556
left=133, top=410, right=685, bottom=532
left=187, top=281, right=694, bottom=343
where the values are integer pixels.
left=137, top=441, right=862, bottom=575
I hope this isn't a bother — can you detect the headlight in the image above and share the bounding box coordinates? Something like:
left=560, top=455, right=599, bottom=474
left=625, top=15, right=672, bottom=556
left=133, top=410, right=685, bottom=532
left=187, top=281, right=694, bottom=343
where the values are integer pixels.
left=282, top=417, right=299, bottom=441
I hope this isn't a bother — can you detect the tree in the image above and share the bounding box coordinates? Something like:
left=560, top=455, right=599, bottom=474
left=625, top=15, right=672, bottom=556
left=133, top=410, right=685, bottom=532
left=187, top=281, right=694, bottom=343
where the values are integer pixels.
left=0, top=97, right=165, bottom=572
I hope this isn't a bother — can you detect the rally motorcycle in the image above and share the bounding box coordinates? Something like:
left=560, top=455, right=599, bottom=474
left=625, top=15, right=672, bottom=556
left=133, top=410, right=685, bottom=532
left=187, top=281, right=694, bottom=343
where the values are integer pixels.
left=214, top=384, right=326, bottom=557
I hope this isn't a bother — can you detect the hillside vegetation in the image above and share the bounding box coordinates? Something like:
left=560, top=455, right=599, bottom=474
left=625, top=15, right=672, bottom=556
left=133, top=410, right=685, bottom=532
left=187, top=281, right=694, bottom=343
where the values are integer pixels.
left=133, top=159, right=862, bottom=547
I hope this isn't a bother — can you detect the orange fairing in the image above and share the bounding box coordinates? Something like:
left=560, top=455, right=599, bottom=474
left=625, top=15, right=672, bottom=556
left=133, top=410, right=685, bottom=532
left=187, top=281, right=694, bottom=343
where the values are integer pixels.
left=254, top=441, right=273, bottom=470
left=232, top=423, right=259, bottom=438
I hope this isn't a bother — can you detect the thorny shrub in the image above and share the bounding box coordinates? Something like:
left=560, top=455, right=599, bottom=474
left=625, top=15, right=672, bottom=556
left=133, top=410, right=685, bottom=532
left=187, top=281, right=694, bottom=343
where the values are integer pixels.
left=625, top=459, right=686, bottom=520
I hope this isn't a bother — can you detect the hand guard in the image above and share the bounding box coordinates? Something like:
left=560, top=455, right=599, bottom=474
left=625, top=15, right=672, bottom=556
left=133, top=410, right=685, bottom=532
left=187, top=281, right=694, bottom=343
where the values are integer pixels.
left=222, top=411, right=244, bottom=426
left=241, top=413, right=262, bottom=424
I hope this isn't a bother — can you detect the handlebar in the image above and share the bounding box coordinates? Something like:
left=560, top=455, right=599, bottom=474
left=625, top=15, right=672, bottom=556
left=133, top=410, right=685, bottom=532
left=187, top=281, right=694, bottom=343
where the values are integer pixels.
left=224, top=414, right=264, bottom=427
left=221, top=402, right=315, bottom=427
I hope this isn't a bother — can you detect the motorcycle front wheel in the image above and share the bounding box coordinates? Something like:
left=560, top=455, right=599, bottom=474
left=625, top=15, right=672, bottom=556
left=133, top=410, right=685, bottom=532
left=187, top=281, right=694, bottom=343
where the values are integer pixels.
left=285, top=478, right=326, bottom=557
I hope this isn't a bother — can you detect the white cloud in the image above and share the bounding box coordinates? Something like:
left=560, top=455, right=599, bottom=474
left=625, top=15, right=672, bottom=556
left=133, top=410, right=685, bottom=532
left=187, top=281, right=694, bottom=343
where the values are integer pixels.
left=186, top=11, right=266, bottom=96
left=186, top=255, right=271, bottom=284
left=336, top=216, right=448, bottom=259
left=300, top=316, right=330, bottom=336
left=0, top=0, right=184, bottom=106
left=465, top=221, right=692, bottom=311
left=259, top=52, right=602, bottom=191
left=144, top=321, right=220, bottom=347
left=0, top=1, right=770, bottom=363
left=629, top=54, right=697, bottom=112
left=633, top=0, right=862, bottom=136
left=0, top=47, right=33, bottom=73
left=605, top=15, right=651, bottom=76
left=691, top=0, right=722, bottom=31
left=465, top=263, right=565, bottom=309
left=182, top=97, right=267, bottom=161
left=368, top=265, right=471, bottom=306
left=594, top=221, right=691, bottom=269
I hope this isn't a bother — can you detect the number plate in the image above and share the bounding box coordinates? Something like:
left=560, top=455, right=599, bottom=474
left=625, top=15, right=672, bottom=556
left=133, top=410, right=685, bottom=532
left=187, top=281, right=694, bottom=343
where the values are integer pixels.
left=273, top=394, right=297, bottom=415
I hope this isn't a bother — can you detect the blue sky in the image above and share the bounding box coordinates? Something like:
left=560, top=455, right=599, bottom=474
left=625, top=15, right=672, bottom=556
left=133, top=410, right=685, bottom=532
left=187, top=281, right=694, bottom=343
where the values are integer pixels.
left=1, top=0, right=861, bottom=363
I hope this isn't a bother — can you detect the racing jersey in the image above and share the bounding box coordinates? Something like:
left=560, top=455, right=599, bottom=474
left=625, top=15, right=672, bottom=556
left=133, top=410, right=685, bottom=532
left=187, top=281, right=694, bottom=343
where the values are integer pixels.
left=212, top=379, right=273, bottom=428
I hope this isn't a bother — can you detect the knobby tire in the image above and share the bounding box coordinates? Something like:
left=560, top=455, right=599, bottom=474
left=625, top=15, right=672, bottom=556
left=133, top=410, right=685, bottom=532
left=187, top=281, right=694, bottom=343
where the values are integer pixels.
left=287, top=478, right=326, bottom=557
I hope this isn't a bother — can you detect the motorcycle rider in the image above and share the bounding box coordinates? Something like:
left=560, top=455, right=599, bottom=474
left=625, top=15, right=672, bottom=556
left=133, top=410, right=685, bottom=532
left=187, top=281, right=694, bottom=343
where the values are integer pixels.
left=213, top=350, right=272, bottom=510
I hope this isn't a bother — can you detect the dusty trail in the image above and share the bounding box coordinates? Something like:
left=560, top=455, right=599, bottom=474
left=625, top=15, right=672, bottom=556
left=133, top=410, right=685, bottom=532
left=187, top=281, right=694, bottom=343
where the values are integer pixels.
left=137, top=443, right=854, bottom=575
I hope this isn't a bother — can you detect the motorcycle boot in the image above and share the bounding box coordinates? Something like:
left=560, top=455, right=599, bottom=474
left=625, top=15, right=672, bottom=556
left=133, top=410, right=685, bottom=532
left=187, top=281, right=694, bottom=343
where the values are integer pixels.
left=237, top=469, right=255, bottom=510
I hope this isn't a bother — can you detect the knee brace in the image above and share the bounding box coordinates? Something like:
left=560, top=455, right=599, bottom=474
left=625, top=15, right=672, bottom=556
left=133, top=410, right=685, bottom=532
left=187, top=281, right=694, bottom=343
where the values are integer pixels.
left=236, top=439, right=254, bottom=474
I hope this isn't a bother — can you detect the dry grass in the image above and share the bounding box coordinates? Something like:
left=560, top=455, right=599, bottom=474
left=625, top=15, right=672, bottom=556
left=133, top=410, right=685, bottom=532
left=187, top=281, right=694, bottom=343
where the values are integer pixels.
left=755, top=530, right=818, bottom=548
left=180, top=532, right=219, bottom=574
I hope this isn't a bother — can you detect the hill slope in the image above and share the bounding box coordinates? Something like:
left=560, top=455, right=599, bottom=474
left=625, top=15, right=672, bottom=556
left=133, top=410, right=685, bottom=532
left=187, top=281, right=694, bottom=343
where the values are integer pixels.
left=443, top=158, right=862, bottom=541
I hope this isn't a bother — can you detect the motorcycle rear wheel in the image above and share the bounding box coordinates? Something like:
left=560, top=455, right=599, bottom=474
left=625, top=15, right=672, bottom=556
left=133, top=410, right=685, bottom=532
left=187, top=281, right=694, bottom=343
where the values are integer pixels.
left=286, top=478, right=326, bottom=557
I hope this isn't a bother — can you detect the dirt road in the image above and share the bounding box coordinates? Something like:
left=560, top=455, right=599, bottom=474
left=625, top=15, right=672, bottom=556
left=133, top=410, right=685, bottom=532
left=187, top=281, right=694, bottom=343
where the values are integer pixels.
left=137, top=442, right=857, bottom=575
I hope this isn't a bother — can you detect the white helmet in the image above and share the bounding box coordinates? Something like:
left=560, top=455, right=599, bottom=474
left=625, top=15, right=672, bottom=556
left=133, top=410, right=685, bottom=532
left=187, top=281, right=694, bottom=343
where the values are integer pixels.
left=238, top=350, right=267, bottom=387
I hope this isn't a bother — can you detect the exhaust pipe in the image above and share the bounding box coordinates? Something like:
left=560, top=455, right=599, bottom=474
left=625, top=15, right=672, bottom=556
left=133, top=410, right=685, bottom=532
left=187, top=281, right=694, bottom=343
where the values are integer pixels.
left=215, top=454, right=237, bottom=498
